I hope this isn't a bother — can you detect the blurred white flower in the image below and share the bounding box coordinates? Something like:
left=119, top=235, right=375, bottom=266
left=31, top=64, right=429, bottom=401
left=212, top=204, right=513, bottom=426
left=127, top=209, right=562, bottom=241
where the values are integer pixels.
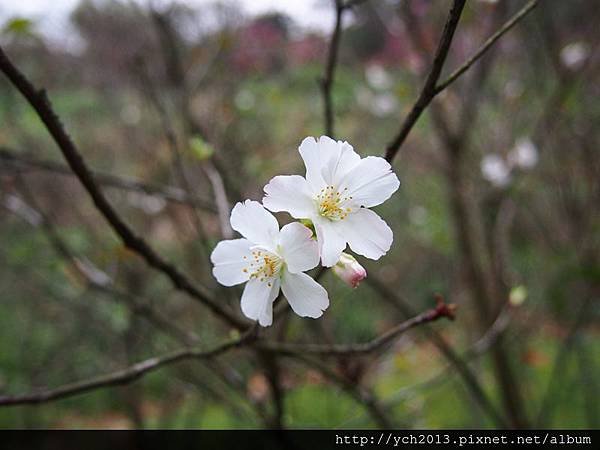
left=235, top=89, right=255, bottom=111
left=355, top=87, right=398, bottom=117
left=211, top=200, right=328, bottom=326
left=560, top=41, right=589, bottom=70
left=120, top=104, right=141, bottom=125
left=263, top=136, right=400, bottom=267
left=409, top=205, right=428, bottom=226
left=504, top=79, right=524, bottom=100
left=509, top=137, right=538, bottom=170
left=365, top=64, right=392, bottom=90
left=333, top=252, right=367, bottom=288
left=127, top=192, right=167, bottom=215
left=370, top=93, right=398, bottom=117
left=481, top=154, right=511, bottom=187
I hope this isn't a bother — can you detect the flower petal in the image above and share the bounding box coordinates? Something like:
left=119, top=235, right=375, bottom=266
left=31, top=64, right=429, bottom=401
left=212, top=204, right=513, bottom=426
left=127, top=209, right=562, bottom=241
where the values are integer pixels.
left=278, top=222, right=319, bottom=273
left=299, top=136, right=326, bottom=191
left=338, top=208, right=393, bottom=260
left=320, top=138, right=361, bottom=187
left=230, top=200, right=279, bottom=247
left=210, top=238, right=252, bottom=286
left=281, top=271, right=329, bottom=319
left=262, top=175, right=315, bottom=219
left=339, top=156, right=400, bottom=207
left=314, top=218, right=347, bottom=267
left=240, top=277, right=280, bottom=326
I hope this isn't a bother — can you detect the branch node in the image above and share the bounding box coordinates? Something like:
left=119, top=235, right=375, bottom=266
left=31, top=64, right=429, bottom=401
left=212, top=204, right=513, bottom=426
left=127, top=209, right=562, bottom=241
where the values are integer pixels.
left=433, top=293, right=457, bottom=321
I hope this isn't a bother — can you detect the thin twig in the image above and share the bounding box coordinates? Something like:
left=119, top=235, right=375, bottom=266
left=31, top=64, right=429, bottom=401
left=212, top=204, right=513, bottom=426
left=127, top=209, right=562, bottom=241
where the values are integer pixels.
left=287, top=353, right=394, bottom=428
left=435, top=0, right=539, bottom=94
left=384, top=0, right=538, bottom=163
left=0, top=330, right=256, bottom=407
left=366, top=276, right=508, bottom=427
left=321, top=0, right=345, bottom=137
left=384, top=0, right=466, bottom=162
left=0, top=46, right=246, bottom=330
left=260, top=298, right=455, bottom=356
left=0, top=148, right=215, bottom=211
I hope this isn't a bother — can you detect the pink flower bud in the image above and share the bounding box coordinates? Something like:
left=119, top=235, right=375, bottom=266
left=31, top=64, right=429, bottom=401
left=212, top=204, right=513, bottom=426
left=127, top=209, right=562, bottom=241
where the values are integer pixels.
left=333, top=253, right=367, bottom=288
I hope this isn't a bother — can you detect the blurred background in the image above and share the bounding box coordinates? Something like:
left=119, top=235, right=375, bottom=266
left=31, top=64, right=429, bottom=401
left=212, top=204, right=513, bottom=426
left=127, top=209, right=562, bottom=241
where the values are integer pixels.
left=0, top=0, right=598, bottom=429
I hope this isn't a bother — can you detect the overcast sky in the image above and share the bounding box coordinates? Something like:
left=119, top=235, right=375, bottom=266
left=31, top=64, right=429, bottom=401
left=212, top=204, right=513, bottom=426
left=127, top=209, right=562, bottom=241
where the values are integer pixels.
left=0, top=0, right=336, bottom=47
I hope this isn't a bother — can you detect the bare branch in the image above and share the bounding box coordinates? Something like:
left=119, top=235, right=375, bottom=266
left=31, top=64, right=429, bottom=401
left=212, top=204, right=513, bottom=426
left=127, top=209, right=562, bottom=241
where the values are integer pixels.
left=384, top=0, right=466, bottom=162
left=384, top=0, right=538, bottom=163
left=261, top=297, right=455, bottom=356
left=321, top=0, right=346, bottom=137
left=288, top=353, right=393, bottom=428
left=0, top=46, right=246, bottom=330
left=0, top=330, right=256, bottom=407
left=435, top=0, right=539, bottom=95
left=0, top=147, right=216, bottom=211
left=367, top=276, right=508, bottom=427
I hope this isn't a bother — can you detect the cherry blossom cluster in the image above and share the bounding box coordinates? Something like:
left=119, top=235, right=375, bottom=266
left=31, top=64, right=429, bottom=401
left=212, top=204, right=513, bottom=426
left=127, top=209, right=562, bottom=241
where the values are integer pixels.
left=210, top=136, right=400, bottom=326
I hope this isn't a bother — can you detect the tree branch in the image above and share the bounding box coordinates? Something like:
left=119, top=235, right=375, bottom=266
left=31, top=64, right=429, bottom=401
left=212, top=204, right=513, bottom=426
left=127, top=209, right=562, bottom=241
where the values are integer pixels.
left=367, top=276, right=508, bottom=427
left=0, top=147, right=215, bottom=211
left=260, top=297, right=455, bottom=356
left=321, top=0, right=346, bottom=137
left=435, top=0, right=539, bottom=95
left=0, top=46, right=246, bottom=330
left=0, top=329, right=256, bottom=407
left=385, top=0, right=538, bottom=163
left=384, top=0, right=466, bottom=162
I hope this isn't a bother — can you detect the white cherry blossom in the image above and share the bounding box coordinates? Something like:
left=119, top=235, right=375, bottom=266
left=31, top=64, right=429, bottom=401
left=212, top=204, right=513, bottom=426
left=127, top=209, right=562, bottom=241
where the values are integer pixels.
left=263, top=136, right=400, bottom=267
left=210, top=200, right=329, bottom=326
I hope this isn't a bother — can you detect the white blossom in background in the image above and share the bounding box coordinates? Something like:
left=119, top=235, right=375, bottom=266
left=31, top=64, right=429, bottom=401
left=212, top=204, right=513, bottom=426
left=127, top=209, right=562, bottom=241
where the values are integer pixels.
left=370, top=93, right=398, bottom=117
left=409, top=205, right=428, bottom=227
left=332, top=252, right=367, bottom=288
left=365, top=64, right=393, bottom=90
left=127, top=191, right=167, bottom=215
left=481, top=154, right=511, bottom=187
left=560, top=41, right=590, bottom=70
left=210, top=200, right=328, bottom=327
left=503, top=79, right=524, bottom=100
left=508, top=137, right=538, bottom=170
left=263, top=136, right=400, bottom=267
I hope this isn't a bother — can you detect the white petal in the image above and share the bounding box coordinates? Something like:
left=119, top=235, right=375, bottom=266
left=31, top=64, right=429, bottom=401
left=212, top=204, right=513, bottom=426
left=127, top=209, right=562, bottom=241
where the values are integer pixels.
left=278, top=222, right=319, bottom=273
left=240, top=277, right=280, bottom=327
left=230, top=200, right=279, bottom=247
left=262, top=175, right=315, bottom=219
left=338, top=208, right=393, bottom=260
left=210, top=238, right=252, bottom=286
left=314, top=218, right=347, bottom=267
left=299, top=136, right=326, bottom=191
left=320, top=138, right=361, bottom=187
left=339, top=156, right=400, bottom=207
left=281, top=271, right=329, bottom=319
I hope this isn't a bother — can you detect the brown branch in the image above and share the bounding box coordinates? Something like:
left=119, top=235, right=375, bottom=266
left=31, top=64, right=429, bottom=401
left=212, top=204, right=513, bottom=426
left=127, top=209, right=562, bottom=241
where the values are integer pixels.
left=367, top=276, right=508, bottom=427
left=287, top=353, right=393, bottom=428
left=384, top=0, right=538, bottom=163
left=5, top=177, right=204, bottom=347
left=0, top=147, right=216, bottom=211
left=434, top=0, right=539, bottom=95
left=149, top=10, right=234, bottom=239
left=0, top=331, right=256, bottom=407
left=384, top=0, right=466, bottom=162
left=260, top=297, right=455, bottom=356
left=320, top=0, right=346, bottom=137
left=0, top=46, right=246, bottom=330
